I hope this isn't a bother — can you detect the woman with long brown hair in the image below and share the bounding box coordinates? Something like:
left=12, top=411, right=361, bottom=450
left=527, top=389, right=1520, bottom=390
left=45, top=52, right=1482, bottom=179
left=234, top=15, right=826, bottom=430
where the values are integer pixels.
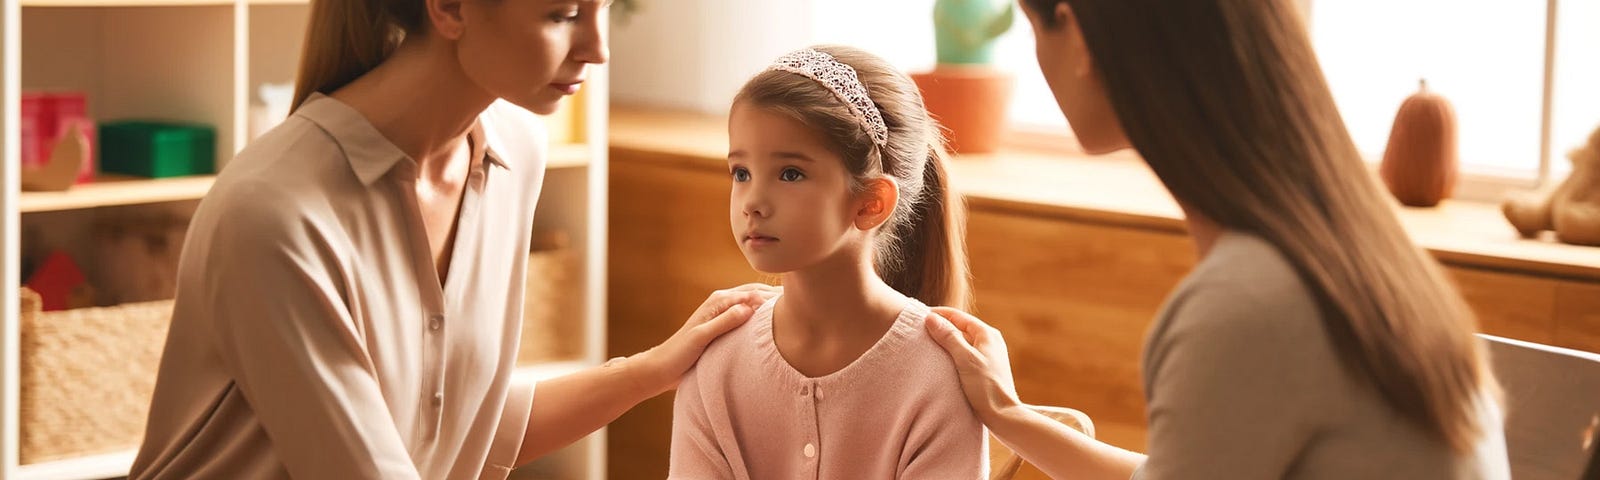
left=925, top=1, right=1511, bottom=478
left=129, top=0, right=774, bottom=478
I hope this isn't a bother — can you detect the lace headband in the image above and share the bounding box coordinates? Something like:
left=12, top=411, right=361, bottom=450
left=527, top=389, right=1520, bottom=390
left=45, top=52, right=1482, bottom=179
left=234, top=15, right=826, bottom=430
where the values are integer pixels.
left=767, top=49, right=889, bottom=146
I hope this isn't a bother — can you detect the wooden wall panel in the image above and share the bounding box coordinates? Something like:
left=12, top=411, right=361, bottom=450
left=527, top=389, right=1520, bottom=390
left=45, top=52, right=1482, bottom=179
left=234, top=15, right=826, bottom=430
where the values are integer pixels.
left=1555, top=281, right=1600, bottom=353
left=607, top=151, right=764, bottom=479
left=1450, top=268, right=1560, bottom=344
left=966, top=210, right=1193, bottom=453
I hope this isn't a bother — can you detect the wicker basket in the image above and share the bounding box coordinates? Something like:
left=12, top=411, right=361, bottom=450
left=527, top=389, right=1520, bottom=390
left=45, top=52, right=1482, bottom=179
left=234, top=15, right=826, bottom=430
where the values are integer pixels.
left=18, top=287, right=173, bottom=465
left=519, top=232, right=584, bottom=365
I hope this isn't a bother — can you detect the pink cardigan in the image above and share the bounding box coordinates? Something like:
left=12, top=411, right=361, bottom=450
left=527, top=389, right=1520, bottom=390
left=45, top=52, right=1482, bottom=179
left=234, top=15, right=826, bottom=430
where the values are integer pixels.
left=669, top=296, right=988, bottom=479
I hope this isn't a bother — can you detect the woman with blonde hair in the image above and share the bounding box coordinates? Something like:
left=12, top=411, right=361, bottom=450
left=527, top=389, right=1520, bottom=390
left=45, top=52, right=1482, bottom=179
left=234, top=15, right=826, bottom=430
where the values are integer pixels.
left=926, top=1, right=1512, bottom=478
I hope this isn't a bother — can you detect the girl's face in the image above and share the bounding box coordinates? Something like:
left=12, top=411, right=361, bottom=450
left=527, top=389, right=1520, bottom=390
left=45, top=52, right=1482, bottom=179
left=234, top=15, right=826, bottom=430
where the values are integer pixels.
left=727, top=104, right=870, bottom=274
left=455, top=0, right=609, bottom=114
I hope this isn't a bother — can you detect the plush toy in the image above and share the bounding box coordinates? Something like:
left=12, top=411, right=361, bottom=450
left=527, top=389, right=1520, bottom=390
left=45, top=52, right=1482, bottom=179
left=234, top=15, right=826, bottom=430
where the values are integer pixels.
left=1503, top=124, right=1600, bottom=246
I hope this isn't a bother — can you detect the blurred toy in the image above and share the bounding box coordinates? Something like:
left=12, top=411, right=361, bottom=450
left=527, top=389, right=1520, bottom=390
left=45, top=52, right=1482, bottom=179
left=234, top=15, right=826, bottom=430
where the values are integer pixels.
left=24, top=251, right=95, bottom=311
left=20, top=123, right=89, bottom=192
left=1503, top=124, right=1600, bottom=246
left=99, top=121, right=216, bottom=178
left=92, top=214, right=188, bottom=305
left=20, top=92, right=96, bottom=185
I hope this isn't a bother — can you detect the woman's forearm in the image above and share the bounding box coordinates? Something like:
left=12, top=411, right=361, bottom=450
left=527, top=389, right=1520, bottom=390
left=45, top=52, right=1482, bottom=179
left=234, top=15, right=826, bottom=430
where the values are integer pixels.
left=990, top=405, right=1146, bottom=480
left=513, top=284, right=775, bottom=465
left=516, top=355, right=659, bottom=464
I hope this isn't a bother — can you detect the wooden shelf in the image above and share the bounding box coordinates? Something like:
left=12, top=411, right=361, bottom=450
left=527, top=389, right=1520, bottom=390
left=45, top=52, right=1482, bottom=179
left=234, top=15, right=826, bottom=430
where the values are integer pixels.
left=21, top=0, right=232, bottom=6
left=20, top=175, right=216, bottom=213
left=16, top=143, right=589, bottom=214
left=16, top=450, right=134, bottom=480
left=20, top=0, right=306, bottom=5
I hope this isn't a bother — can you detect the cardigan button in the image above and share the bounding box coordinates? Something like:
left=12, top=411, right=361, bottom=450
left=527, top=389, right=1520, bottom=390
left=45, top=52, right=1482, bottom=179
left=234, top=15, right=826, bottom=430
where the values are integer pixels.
left=803, top=443, right=816, bottom=458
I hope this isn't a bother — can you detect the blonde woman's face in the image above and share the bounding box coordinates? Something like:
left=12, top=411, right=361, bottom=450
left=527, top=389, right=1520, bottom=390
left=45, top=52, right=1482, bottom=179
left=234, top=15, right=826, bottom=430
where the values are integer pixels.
left=1021, top=0, right=1129, bottom=154
left=456, top=0, right=609, bottom=114
left=726, top=104, right=866, bottom=275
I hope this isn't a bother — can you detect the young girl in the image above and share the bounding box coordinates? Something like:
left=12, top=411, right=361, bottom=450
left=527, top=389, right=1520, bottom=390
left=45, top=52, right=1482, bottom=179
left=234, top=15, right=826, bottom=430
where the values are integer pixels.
left=668, top=45, right=987, bottom=479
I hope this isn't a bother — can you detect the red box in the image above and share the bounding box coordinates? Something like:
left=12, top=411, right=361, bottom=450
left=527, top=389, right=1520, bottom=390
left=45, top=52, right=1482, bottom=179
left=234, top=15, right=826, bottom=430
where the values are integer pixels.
left=20, top=91, right=96, bottom=184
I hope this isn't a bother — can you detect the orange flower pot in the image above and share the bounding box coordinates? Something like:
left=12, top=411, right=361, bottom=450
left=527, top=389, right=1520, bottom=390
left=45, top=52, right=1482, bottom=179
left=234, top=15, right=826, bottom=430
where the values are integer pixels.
left=912, top=65, right=1013, bottom=154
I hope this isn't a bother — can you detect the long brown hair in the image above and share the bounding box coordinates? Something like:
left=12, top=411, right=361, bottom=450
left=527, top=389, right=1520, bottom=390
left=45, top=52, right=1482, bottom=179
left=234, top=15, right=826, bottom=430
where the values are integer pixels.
left=735, top=45, right=972, bottom=310
left=290, top=0, right=427, bottom=110
left=1023, top=0, right=1497, bottom=452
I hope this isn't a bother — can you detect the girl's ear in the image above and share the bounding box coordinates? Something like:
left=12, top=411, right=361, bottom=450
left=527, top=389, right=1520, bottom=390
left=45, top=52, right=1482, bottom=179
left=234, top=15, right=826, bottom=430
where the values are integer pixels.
left=853, top=177, right=899, bottom=231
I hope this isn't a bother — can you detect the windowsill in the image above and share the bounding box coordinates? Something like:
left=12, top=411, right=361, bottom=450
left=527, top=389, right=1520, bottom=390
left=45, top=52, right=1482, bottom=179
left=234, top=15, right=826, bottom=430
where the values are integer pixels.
left=610, top=106, right=1600, bottom=282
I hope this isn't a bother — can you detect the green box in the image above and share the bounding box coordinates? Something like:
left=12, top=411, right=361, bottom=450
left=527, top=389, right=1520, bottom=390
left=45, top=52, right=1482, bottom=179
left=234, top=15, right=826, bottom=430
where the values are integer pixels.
left=98, top=121, right=216, bottom=178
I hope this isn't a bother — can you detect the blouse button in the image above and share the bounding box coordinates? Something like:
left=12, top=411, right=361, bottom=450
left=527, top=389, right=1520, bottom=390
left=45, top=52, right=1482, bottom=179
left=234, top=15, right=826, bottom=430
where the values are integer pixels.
left=803, top=443, right=816, bottom=458
left=428, top=314, right=443, bottom=332
left=431, top=392, right=444, bottom=407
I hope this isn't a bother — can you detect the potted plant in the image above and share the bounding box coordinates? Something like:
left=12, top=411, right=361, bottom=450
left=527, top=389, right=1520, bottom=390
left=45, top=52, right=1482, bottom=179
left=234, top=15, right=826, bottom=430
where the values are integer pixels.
left=912, top=0, right=1015, bottom=154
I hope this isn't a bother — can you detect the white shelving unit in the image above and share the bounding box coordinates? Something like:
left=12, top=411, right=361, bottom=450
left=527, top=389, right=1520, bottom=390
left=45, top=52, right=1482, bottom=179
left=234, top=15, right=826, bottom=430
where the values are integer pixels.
left=0, top=0, right=610, bottom=478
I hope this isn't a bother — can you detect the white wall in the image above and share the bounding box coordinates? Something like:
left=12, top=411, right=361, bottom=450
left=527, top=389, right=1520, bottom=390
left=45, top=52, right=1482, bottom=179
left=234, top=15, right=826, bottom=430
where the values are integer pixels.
left=609, top=0, right=813, bottom=113
left=606, top=0, right=1067, bottom=128
left=608, top=0, right=959, bottom=114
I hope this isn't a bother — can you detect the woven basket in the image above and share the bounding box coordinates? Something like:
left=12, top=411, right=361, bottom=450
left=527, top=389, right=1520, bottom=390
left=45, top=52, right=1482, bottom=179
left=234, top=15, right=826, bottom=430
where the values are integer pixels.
left=18, top=288, right=173, bottom=465
left=519, top=232, right=584, bottom=365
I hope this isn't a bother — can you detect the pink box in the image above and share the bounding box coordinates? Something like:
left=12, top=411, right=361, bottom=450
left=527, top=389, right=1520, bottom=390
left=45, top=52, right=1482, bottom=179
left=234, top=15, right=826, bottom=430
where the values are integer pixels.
left=20, top=91, right=96, bottom=184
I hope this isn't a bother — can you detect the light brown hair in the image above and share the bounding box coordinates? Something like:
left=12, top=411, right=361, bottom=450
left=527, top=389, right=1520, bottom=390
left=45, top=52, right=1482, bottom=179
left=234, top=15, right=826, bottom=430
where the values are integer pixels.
left=290, top=0, right=427, bottom=110
left=735, top=45, right=971, bottom=310
left=1023, top=0, right=1497, bottom=452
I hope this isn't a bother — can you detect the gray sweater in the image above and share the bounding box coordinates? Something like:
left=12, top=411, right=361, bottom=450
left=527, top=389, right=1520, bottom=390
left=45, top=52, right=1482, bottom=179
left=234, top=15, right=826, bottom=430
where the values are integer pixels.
left=1133, top=231, right=1511, bottom=479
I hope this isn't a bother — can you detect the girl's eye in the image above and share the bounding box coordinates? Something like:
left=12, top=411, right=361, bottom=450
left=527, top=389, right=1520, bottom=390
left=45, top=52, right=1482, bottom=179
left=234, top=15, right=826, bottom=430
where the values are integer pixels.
left=779, top=168, right=806, bottom=182
left=731, top=167, right=751, bottom=182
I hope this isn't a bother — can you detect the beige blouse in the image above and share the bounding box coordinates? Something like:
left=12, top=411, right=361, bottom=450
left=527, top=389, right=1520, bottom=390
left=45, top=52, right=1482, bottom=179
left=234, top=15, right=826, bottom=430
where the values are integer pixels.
left=130, top=94, right=550, bottom=480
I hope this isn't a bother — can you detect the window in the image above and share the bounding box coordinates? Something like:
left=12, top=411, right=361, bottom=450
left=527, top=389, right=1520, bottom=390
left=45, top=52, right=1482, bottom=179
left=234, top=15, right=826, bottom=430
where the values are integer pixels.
left=1550, top=0, right=1600, bottom=177
left=1312, top=0, right=1597, bottom=183
left=813, top=0, right=1596, bottom=185
left=1312, top=1, right=1546, bottom=177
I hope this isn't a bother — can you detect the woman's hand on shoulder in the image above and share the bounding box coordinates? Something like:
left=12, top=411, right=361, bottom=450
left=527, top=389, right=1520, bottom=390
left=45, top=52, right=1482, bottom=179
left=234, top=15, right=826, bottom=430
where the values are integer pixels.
left=924, top=307, right=1024, bottom=423
left=625, top=283, right=780, bottom=396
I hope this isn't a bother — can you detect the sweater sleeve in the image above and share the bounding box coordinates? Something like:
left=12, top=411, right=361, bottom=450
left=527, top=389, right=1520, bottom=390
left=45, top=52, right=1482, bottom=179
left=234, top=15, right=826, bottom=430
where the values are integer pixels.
left=668, top=366, right=737, bottom=479
left=900, top=369, right=989, bottom=478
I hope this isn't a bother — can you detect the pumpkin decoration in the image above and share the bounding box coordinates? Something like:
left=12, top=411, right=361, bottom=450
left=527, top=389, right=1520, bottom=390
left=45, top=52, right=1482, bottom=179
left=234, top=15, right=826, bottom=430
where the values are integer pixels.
left=1380, top=79, right=1459, bottom=207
